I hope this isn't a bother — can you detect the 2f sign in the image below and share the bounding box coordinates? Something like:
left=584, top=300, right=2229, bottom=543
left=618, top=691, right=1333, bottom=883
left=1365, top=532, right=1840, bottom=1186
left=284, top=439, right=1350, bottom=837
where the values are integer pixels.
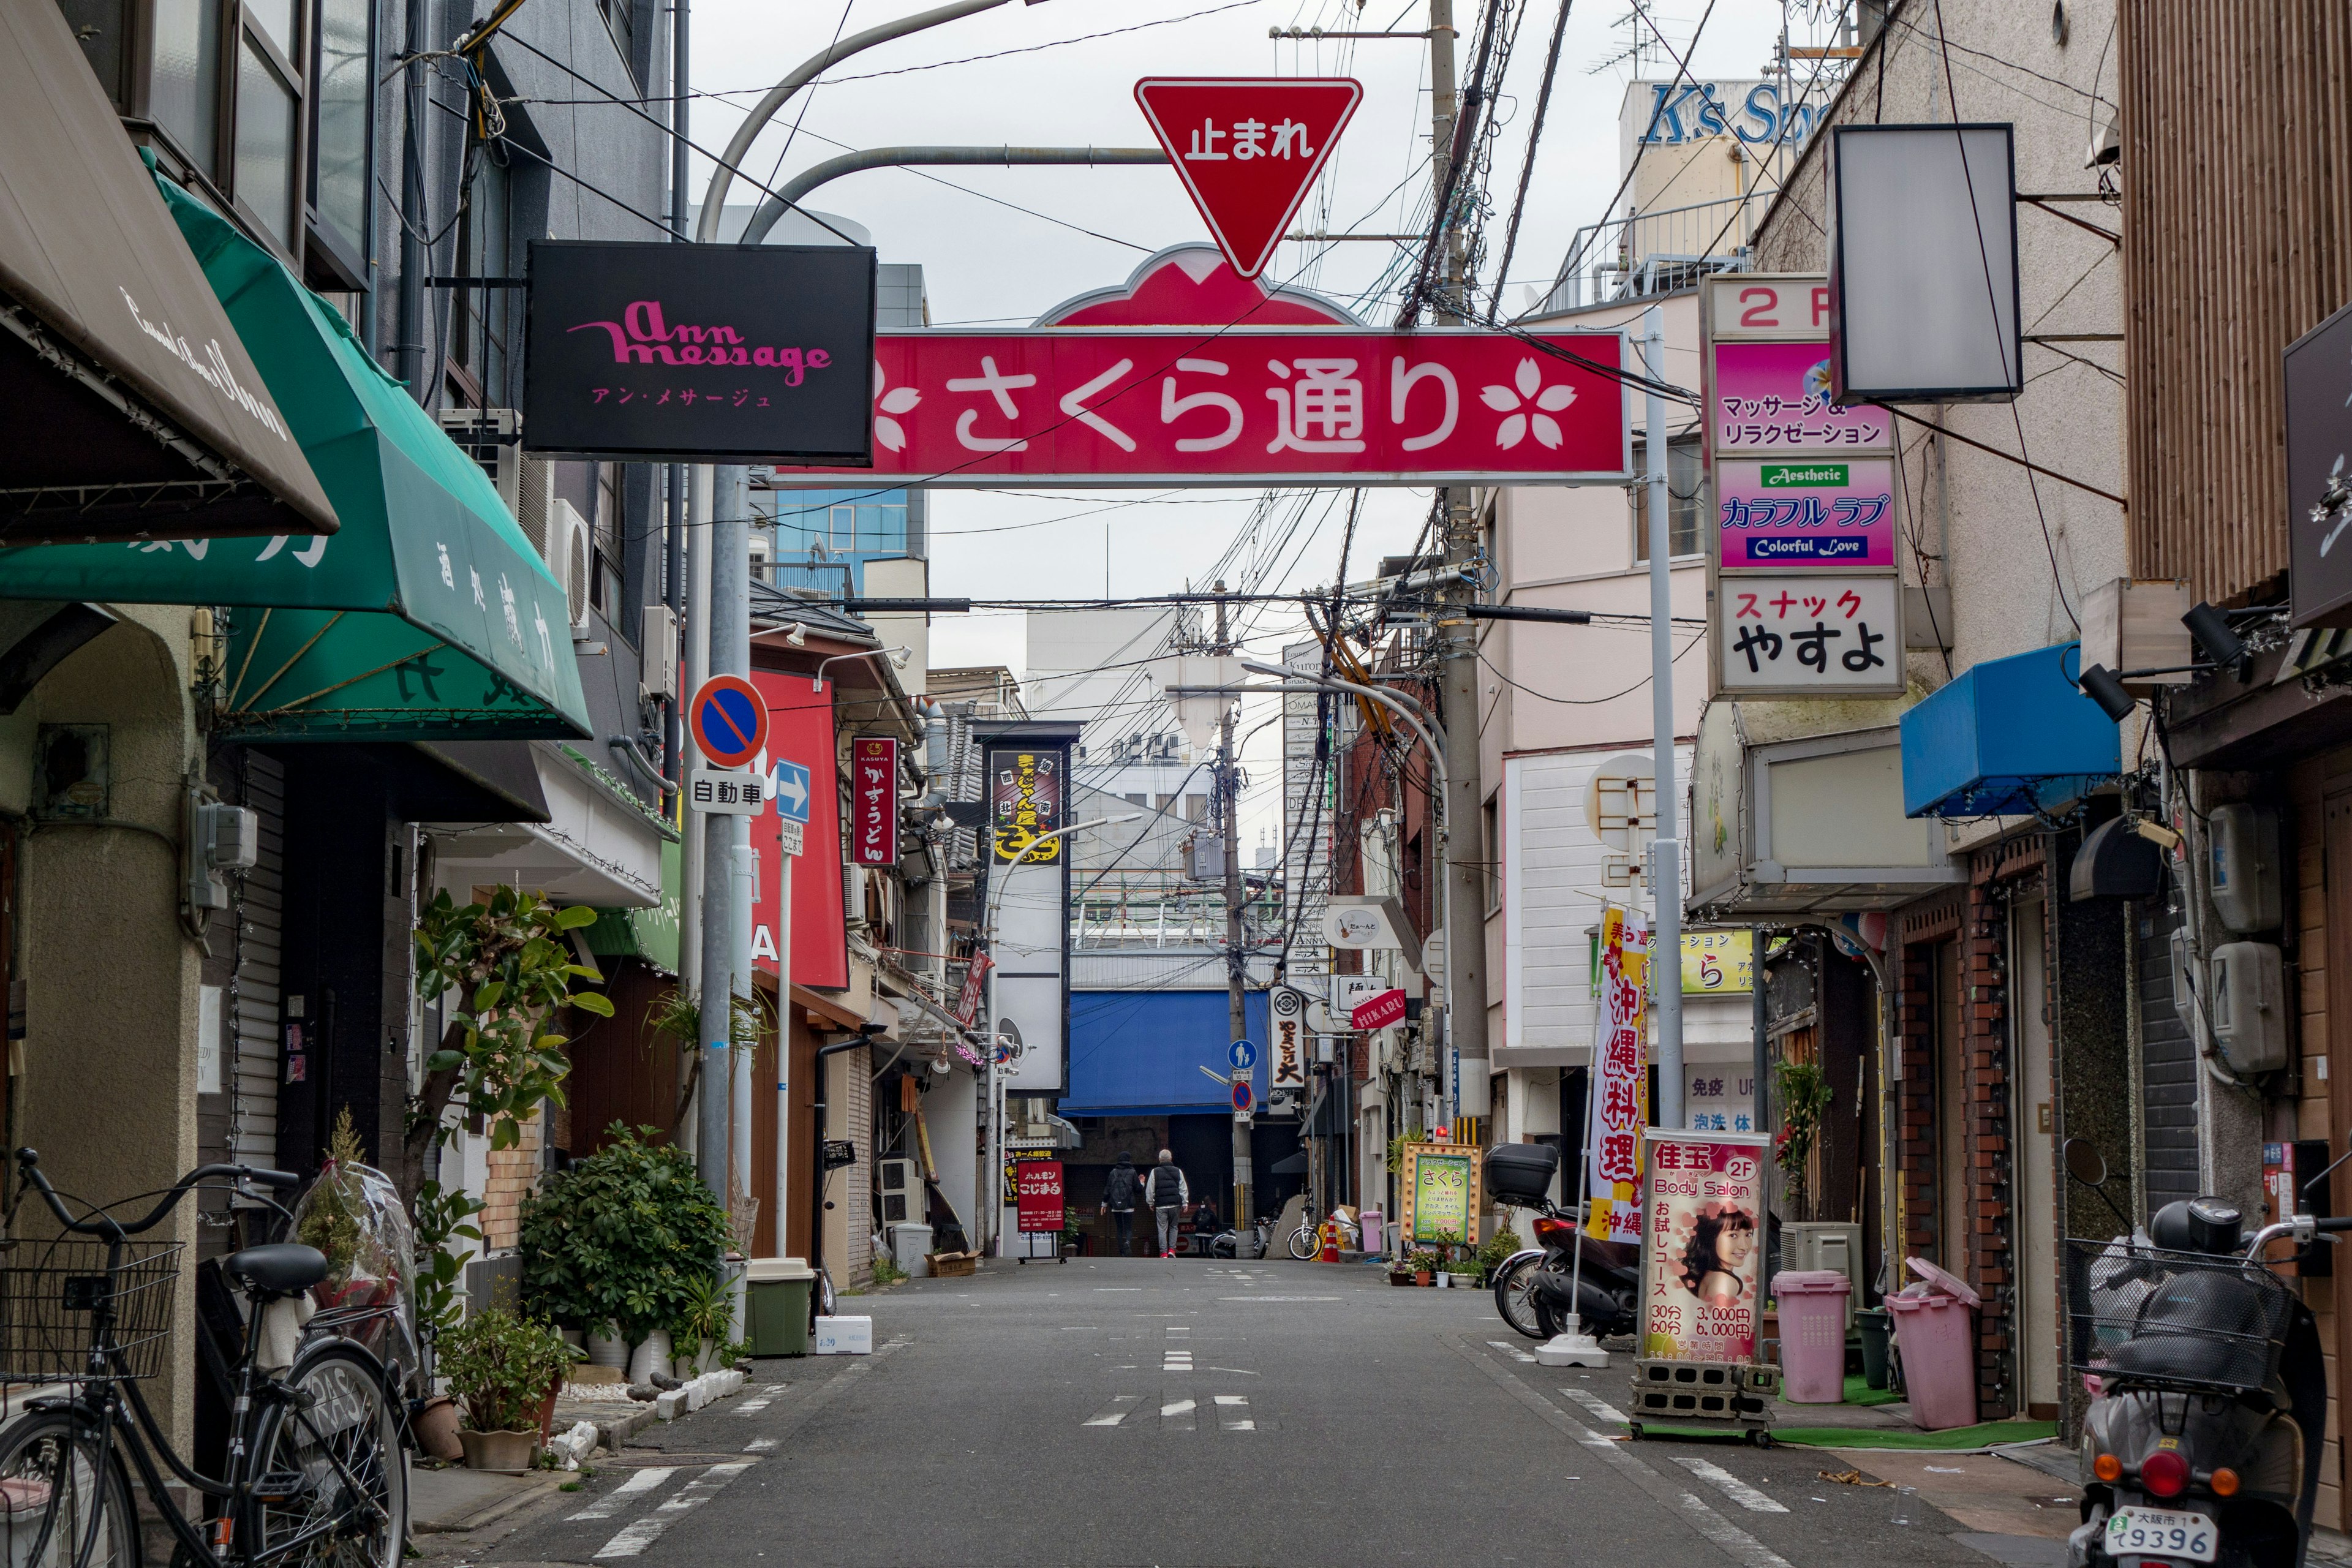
left=1709, top=275, right=1832, bottom=341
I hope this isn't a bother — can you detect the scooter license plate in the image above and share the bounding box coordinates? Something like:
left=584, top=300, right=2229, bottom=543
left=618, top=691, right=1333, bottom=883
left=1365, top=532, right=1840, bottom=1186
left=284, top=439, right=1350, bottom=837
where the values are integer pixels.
left=2105, top=1507, right=2218, bottom=1563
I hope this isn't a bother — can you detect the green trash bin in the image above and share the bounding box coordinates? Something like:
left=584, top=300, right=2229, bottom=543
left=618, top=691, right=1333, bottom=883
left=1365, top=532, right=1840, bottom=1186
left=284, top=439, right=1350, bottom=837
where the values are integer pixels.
left=745, top=1258, right=815, bottom=1357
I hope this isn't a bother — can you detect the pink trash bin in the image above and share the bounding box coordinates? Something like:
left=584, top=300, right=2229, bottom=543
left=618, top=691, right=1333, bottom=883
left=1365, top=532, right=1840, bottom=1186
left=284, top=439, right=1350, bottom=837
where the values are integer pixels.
left=1887, top=1257, right=1981, bottom=1431
left=1772, top=1269, right=1852, bottom=1403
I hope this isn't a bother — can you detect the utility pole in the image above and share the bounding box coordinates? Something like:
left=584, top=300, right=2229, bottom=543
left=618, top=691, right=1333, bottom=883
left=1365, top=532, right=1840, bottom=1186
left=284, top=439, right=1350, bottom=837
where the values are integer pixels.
left=1216, top=584, right=1254, bottom=1254
left=1643, top=304, right=1684, bottom=1127
left=1428, top=0, right=1491, bottom=1127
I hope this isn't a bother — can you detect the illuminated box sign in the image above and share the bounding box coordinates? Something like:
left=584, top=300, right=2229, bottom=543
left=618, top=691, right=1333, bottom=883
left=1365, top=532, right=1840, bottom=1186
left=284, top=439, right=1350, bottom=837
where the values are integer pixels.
left=522, top=239, right=876, bottom=463
left=1714, top=458, right=1896, bottom=569
left=851, top=736, right=898, bottom=868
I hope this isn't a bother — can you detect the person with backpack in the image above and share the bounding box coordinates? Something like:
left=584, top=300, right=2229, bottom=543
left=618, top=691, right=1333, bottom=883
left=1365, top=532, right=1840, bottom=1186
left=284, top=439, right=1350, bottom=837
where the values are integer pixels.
left=1099, top=1151, right=1142, bottom=1256
left=1145, top=1149, right=1190, bottom=1258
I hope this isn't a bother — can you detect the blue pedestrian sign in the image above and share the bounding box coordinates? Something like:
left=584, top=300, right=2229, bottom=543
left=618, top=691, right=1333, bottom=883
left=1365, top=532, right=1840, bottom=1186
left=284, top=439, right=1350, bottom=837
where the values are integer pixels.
left=1229, top=1038, right=1257, bottom=1071
left=1231, top=1079, right=1253, bottom=1114
left=771, top=759, right=813, bottom=824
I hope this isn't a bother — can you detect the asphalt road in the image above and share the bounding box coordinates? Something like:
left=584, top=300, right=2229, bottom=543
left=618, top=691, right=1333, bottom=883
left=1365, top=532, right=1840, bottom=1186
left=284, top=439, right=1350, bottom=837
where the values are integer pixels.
left=467, top=1256, right=2070, bottom=1568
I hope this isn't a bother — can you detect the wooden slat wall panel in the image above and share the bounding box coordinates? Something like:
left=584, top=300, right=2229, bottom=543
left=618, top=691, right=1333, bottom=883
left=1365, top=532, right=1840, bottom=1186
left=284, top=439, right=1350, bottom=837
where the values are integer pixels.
left=2122, top=1, right=2352, bottom=603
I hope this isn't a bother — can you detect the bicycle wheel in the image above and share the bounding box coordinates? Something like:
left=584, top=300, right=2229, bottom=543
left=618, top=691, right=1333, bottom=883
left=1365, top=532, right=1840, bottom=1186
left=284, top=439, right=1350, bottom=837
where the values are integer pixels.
left=244, top=1342, right=407, bottom=1568
left=1492, top=1254, right=1548, bottom=1340
left=0, top=1410, right=140, bottom=1568
left=1287, top=1223, right=1317, bottom=1261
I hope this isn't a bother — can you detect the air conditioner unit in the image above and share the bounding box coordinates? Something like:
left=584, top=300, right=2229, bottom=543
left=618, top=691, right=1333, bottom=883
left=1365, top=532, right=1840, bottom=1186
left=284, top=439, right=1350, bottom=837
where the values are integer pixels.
left=514, top=456, right=557, bottom=559
left=1781, top=1221, right=1863, bottom=1328
left=436, top=407, right=521, bottom=519
left=878, top=1158, right=922, bottom=1226
left=546, top=498, right=594, bottom=636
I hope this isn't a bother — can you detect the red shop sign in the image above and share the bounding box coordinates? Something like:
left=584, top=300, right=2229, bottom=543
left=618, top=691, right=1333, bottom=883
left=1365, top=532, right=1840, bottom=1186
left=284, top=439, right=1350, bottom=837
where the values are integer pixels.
left=782, top=328, right=1631, bottom=488
left=851, top=736, right=898, bottom=868
left=1350, top=987, right=1408, bottom=1031
left=1015, top=1160, right=1065, bottom=1235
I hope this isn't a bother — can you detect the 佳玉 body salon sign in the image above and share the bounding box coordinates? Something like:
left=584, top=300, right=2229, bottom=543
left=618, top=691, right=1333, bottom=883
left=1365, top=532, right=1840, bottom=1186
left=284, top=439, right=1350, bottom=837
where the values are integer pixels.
left=522, top=239, right=877, bottom=464
left=783, top=329, right=1631, bottom=487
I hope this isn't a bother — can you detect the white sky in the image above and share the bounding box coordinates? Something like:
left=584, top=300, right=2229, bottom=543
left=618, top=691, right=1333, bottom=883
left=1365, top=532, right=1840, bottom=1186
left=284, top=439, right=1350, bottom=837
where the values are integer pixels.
left=684, top=0, right=1818, bottom=837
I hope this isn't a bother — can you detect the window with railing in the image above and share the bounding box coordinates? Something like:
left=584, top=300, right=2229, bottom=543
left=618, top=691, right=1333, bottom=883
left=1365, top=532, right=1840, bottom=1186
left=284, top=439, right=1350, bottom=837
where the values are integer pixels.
left=1631, top=434, right=1705, bottom=561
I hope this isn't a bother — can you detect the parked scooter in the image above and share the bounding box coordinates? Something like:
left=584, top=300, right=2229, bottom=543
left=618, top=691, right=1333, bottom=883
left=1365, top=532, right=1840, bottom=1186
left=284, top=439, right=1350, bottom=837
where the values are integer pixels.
left=2064, top=1136, right=2352, bottom=1568
left=1481, top=1143, right=1640, bottom=1342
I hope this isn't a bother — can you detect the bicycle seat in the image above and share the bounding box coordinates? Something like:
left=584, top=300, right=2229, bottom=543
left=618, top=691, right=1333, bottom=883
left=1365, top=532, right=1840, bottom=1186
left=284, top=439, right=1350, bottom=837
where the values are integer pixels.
left=221, top=1244, right=328, bottom=1298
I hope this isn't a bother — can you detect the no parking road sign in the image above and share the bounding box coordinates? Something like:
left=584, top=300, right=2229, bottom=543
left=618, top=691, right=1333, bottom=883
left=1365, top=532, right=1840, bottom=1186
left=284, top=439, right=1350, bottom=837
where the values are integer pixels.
left=688, top=675, right=767, bottom=769
left=1231, top=1079, right=1254, bottom=1115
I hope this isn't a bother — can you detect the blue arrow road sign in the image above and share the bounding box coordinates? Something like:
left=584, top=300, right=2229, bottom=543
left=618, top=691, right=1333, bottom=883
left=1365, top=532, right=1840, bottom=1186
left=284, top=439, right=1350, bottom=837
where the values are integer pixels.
left=771, top=759, right=813, bottom=824
left=1231, top=1079, right=1253, bottom=1114
left=1229, top=1039, right=1257, bottom=1070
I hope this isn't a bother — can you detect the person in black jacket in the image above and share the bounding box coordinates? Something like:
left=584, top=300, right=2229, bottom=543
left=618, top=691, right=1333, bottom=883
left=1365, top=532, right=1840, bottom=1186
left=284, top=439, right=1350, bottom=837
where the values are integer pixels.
left=1099, top=1152, right=1142, bottom=1256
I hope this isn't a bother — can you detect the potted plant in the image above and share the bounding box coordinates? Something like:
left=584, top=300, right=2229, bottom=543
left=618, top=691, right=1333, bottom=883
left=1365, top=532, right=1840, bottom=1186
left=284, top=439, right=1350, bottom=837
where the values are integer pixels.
left=1408, top=1250, right=1440, bottom=1286
left=440, top=1308, right=578, bottom=1472
left=673, top=1269, right=735, bottom=1377
left=519, top=1125, right=731, bottom=1368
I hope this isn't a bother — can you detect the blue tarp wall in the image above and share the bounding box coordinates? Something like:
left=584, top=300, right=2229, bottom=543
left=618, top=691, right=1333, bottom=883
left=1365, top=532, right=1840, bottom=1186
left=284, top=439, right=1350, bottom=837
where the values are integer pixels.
left=1063, top=989, right=1272, bottom=1117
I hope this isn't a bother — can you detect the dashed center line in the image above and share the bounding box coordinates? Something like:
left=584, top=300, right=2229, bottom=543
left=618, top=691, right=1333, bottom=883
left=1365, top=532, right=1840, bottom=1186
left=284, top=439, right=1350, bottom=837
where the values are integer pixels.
left=592, top=1463, right=755, bottom=1558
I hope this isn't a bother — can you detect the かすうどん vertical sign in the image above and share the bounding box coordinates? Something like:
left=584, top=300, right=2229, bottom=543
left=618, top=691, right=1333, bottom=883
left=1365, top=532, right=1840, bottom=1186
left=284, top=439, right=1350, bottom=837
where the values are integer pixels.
left=522, top=239, right=876, bottom=463
left=851, top=736, right=898, bottom=868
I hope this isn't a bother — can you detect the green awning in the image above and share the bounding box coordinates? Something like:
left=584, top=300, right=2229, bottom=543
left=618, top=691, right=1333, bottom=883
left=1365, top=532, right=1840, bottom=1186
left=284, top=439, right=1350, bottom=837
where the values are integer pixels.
left=0, top=174, right=589, bottom=742
left=584, top=837, right=681, bottom=975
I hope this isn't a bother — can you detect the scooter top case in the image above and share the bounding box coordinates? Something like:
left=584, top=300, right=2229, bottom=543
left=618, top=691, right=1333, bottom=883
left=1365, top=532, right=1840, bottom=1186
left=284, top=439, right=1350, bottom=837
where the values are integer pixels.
left=1485, top=1143, right=1560, bottom=1210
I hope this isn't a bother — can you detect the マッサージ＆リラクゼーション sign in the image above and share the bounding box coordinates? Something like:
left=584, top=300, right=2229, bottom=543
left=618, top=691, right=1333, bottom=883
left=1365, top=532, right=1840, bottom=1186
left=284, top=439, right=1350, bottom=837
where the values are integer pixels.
left=522, top=239, right=876, bottom=464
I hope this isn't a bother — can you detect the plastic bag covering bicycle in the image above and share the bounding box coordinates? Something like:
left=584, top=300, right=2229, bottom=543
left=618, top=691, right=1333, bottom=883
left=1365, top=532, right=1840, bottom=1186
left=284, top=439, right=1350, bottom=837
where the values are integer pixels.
left=0, top=1148, right=407, bottom=1568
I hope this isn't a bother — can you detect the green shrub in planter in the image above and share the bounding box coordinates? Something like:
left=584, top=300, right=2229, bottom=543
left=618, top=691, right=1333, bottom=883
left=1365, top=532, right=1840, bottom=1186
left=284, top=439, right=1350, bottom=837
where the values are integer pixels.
left=520, top=1124, right=730, bottom=1343
left=440, top=1308, right=578, bottom=1433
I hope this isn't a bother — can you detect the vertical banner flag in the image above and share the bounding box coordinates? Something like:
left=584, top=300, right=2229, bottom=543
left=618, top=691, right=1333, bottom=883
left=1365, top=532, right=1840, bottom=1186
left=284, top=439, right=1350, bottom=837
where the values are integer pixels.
left=1587, top=906, right=1649, bottom=1243
left=851, top=736, right=898, bottom=867
left=1639, top=1129, right=1768, bottom=1363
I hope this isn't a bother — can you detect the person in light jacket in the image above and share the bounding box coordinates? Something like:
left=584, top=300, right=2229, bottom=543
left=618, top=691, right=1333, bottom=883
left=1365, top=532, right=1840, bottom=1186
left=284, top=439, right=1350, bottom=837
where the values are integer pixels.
left=1145, top=1149, right=1190, bottom=1259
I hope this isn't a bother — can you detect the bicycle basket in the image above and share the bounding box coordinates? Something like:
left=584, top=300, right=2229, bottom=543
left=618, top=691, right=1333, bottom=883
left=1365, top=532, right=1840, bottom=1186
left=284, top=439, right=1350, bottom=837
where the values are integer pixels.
left=2064, top=1237, right=2294, bottom=1395
left=0, top=1238, right=183, bottom=1382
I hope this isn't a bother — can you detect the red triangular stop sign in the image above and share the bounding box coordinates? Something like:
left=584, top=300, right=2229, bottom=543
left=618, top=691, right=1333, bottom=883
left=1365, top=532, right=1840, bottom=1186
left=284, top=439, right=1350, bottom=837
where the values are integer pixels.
left=1134, top=77, right=1362, bottom=280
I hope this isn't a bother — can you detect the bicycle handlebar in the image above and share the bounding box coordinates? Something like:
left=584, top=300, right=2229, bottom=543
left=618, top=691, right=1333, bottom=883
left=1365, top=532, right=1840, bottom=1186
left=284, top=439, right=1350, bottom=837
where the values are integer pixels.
left=14, top=1148, right=301, bottom=1238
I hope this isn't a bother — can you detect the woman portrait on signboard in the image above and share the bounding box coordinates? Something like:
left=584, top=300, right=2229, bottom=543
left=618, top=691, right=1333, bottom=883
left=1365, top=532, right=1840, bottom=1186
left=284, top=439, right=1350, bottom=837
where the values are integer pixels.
left=1677, top=1204, right=1758, bottom=1308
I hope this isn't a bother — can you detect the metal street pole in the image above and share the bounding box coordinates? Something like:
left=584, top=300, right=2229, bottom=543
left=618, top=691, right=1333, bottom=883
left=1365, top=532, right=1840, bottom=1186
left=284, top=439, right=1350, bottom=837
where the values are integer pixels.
left=1214, top=587, right=1253, bottom=1255
left=981, top=812, right=1142, bottom=1255
left=1642, top=304, right=1685, bottom=1128
left=1425, top=0, right=1488, bottom=1130
left=682, top=0, right=1009, bottom=1207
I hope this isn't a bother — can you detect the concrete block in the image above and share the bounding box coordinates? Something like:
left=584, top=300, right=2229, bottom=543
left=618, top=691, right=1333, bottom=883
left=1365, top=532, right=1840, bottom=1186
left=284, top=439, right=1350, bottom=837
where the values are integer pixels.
left=653, top=1389, right=687, bottom=1421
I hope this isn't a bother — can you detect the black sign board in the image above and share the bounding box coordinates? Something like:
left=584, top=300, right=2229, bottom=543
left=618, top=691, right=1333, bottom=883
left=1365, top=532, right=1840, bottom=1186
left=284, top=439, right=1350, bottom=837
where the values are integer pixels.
left=2288, top=299, right=2352, bottom=628
left=522, top=239, right=876, bottom=464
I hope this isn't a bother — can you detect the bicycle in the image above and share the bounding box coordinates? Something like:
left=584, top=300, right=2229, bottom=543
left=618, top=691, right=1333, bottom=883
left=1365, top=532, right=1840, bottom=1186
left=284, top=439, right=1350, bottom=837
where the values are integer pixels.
left=1284, top=1205, right=1360, bottom=1261
left=0, top=1148, right=407, bottom=1568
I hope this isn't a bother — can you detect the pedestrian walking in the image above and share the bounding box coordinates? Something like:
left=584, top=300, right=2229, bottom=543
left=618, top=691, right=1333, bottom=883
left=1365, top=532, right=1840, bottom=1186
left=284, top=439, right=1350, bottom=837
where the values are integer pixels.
left=1145, top=1149, right=1189, bottom=1258
left=1100, top=1151, right=1142, bottom=1256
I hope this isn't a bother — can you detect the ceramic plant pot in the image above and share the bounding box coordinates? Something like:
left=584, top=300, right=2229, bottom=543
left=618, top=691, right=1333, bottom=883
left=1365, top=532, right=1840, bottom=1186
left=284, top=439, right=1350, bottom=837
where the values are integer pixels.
left=456, top=1428, right=538, bottom=1474
left=412, top=1396, right=463, bottom=1463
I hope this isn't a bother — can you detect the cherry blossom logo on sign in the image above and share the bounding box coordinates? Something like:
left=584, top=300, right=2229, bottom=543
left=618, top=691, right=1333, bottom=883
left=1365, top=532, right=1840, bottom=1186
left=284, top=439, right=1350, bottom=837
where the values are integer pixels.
left=873, top=362, right=921, bottom=453
left=1482, top=358, right=1578, bottom=450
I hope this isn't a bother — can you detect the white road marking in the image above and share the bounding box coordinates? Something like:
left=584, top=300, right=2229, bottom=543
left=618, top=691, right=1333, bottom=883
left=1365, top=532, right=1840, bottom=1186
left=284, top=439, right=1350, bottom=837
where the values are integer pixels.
left=593, top=1464, right=756, bottom=1556
left=1161, top=1398, right=1196, bottom=1430
left=1672, top=1457, right=1790, bottom=1514
left=1488, top=1339, right=1537, bottom=1363
left=1084, top=1394, right=1142, bottom=1427
left=1215, top=1394, right=1254, bottom=1431
left=655, top=1463, right=752, bottom=1511
left=593, top=1518, right=669, bottom=1559
left=744, top=1439, right=777, bottom=1452
left=731, top=1398, right=771, bottom=1414
left=1204, top=1367, right=1261, bottom=1376
left=567, top=1467, right=674, bottom=1521
left=1561, top=1388, right=1630, bottom=1425
left=1675, top=1491, right=1799, bottom=1568
left=1215, top=1296, right=1341, bottom=1302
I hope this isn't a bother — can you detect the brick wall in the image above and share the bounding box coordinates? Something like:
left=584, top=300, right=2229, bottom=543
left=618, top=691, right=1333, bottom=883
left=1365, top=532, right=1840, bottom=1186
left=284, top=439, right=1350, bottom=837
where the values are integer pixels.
left=480, top=1110, right=544, bottom=1253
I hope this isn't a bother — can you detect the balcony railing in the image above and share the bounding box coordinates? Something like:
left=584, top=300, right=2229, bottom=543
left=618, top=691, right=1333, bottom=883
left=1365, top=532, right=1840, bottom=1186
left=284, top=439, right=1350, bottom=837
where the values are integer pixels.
left=1539, top=190, right=1776, bottom=314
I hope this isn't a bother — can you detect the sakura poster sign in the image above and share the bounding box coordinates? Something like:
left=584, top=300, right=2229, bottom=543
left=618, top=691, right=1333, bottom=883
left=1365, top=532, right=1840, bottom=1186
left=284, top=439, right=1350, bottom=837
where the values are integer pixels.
left=1586, top=907, right=1649, bottom=1245
left=851, top=736, right=897, bottom=868
left=1638, top=1129, right=1768, bottom=1364
left=1716, top=573, right=1904, bottom=696
left=774, top=330, right=1632, bottom=488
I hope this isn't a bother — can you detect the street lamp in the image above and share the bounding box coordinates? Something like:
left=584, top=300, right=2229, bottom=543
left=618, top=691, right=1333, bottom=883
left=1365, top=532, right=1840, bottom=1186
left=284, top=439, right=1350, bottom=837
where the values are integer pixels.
left=981, top=812, right=1142, bottom=1256
left=812, top=646, right=912, bottom=692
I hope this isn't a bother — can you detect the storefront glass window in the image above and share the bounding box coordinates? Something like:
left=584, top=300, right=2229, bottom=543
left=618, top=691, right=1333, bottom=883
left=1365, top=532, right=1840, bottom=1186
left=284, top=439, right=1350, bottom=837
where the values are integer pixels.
left=312, top=0, right=370, bottom=255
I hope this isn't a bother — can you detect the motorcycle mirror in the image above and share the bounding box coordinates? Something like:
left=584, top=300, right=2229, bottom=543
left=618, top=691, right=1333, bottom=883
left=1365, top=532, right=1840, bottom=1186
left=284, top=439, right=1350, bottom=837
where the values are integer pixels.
left=2063, top=1137, right=2109, bottom=1189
